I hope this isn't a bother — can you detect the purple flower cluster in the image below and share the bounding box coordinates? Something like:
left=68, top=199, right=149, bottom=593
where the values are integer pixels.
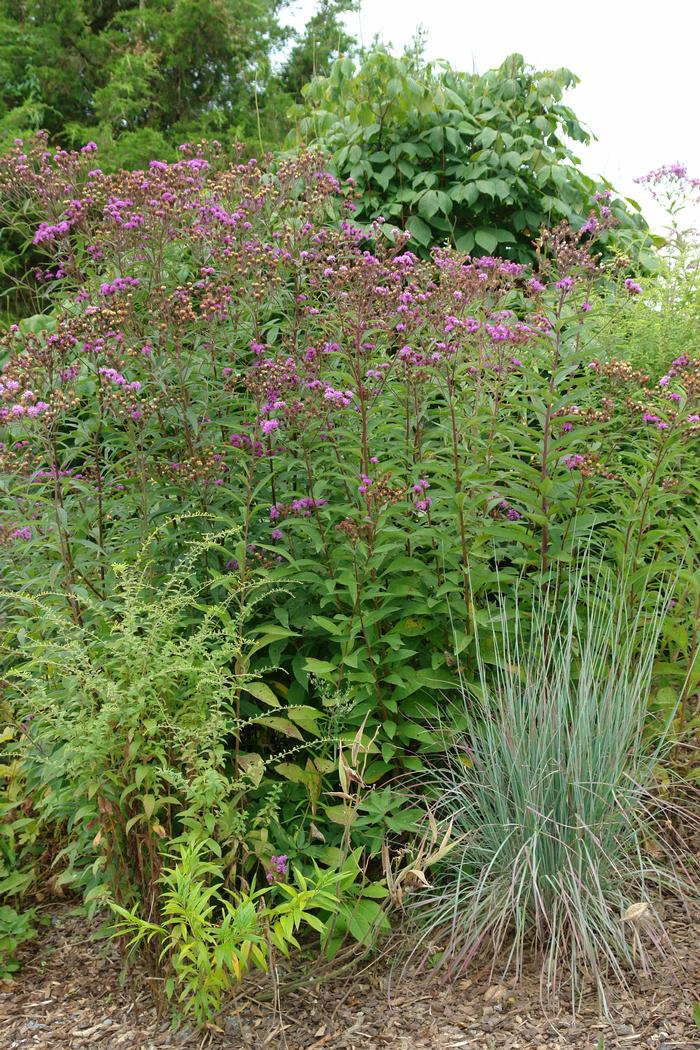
left=323, top=385, right=354, bottom=406
left=104, top=197, right=146, bottom=230
left=9, top=526, right=32, bottom=540
left=34, top=219, right=73, bottom=245
left=269, top=498, right=328, bottom=521
left=266, top=854, right=288, bottom=884
left=413, top=477, right=432, bottom=513
left=563, top=454, right=585, bottom=470
left=635, top=163, right=700, bottom=187
left=0, top=380, right=49, bottom=420
left=99, top=276, right=140, bottom=297
left=99, top=367, right=141, bottom=391
left=501, top=501, right=522, bottom=521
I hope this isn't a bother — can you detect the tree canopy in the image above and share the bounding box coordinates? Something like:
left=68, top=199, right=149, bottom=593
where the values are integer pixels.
left=0, top=0, right=357, bottom=161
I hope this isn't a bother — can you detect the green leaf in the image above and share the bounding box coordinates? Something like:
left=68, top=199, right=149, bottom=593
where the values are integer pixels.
left=275, top=762, right=312, bottom=785
left=456, top=230, right=475, bottom=252
left=450, top=183, right=479, bottom=206
left=346, top=898, right=388, bottom=943
left=418, top=190, right=440, bottom=220
left=406, top=214, right=432, bottom=246
left=255, top=716, right=303, bottom=740
left=302, top=658, right=336, bottom=674
left=287, top=705, right=323, bottom=735
left=474, top=228, right=499, bottom=253
left=478, top=127, right=498, bottom=148
left=242, top=681, right=280, bottom=707
left=324, top=804, right=357, bottom=825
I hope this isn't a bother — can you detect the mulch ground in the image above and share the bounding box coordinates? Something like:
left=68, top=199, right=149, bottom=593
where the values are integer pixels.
left=2, top=902, right=699, bottom=1050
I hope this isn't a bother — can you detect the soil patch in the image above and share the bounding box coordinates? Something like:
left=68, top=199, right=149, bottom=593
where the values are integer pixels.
left=2, top=903, right=699, bottom=1049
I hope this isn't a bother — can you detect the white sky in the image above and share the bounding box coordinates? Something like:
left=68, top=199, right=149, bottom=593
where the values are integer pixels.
left=285, top=0, right=700, bottom=234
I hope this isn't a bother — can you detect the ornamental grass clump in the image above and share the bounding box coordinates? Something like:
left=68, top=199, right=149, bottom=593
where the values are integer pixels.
left=408, top=567, right=696, bottom=1009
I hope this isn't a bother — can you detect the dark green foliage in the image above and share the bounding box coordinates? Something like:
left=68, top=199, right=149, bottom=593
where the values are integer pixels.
left=0, top=0, right=364, bottom=154
left=288, top=49, right=651, bottom=262
left=0, top=0, right=290, bottom=143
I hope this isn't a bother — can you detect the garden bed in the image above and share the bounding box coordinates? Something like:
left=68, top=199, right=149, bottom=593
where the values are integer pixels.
left=2, top=902, right=699, bottom=1050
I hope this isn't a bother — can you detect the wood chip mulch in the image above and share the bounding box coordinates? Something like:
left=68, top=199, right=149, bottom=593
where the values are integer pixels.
left=1, top=902, right=699, bottom=1050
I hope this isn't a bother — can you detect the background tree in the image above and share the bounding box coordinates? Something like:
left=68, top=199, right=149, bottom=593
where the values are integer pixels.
left=0, top=0, right=292, bottom=154
left=279, top=0, right=358, bottom=102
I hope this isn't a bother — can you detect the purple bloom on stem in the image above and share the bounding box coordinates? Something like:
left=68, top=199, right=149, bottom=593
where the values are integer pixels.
left=9, top=526, right=32, bottom=540
left=563, top=454, right=585, bottom=470
left=27, top=401, right=49, bottom=417
left=266, top=854, right=288, bottom=884
left=624, top=278, right=642, bottom=295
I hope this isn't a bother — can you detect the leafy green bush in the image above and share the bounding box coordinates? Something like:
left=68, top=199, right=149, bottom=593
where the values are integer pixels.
left=0, top=0, right=360, bottom=158
left=4, top=522, right=337, bottom=913
left=288, top=49, right=651, bottom=262
left=2, top=520, right=393, bottom=1015
left=110, top=841, right=348, bottom=1024
left=0, top=0, right=287, bottom=144
left=0, top=722, right=41, bottom=977
left=406, top=566, right=697, bottom=1007
left=0, top=903, right=36, bottom=978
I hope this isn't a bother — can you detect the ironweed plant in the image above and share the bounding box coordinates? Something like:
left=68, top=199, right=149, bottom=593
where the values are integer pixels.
left=0, top=136, right=698, bottom=781
left=592, top=163, right=700, bottom=378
